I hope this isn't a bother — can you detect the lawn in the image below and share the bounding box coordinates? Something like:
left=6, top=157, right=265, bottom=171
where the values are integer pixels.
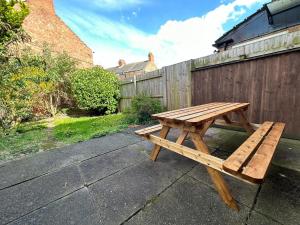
left=0, top=113, right=130, bottom=161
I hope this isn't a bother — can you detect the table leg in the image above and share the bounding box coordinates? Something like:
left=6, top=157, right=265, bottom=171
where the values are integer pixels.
left=150, top=125, right=170, bottom=161
left=235, top=110, right=255, bottom=134
left=190, top=133, right=239, bottom=211
left=176, top=130, right=189, bottom=144
left=199, top=120, right=214, bottom=137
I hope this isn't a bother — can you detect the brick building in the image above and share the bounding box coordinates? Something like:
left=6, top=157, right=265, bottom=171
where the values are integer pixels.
left=22, top=0, right=93, bottom=67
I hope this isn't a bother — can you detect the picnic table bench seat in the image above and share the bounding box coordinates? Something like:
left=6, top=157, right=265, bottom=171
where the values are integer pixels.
left=223, top=121, right=285, bottom=183
left=134, top=124, right=162, bottom=137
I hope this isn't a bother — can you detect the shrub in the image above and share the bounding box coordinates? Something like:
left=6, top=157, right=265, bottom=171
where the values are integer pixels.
left=70, top=67, right=120, bottom=114
left=125, top=94, right=163, bottom=124
left=0, top=48, right=77, bottom=131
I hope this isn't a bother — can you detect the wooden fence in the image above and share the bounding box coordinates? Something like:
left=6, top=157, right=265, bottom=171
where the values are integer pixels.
left=192, top=50, right=300, bottom=138
left=119, top=30, right=300, bottom=138
left=119, top=60, right=192, bottom=111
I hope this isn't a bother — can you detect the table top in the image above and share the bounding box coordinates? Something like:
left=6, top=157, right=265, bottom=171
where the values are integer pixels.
left=152, top=102, right=249, bottom=125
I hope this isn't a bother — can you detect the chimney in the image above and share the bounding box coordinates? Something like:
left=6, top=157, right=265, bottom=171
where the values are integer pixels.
left=148, top=52, right=154, bottom=63
left=118, top=59, right=126, bottom=67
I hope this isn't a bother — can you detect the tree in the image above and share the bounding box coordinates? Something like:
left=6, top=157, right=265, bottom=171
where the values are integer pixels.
left=0, top=0, right=29, bottom=62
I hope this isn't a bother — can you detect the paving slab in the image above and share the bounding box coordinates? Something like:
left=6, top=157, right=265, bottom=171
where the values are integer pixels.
left=10, top=188, right=101, bottom=225
left=273, top=138, right=300, bottom=172
left=254, top=165, right=300, bottom=225
left=79, top=141, right=149, bottom=185
left=246, top=211, right=282, bottom=225
left=188, top=163, right=259, bottom=208
left=0, top=133, right=141, bottom=189
left=89, top=155, right=196, bottom=225
left=0, top=165, right=83, bottom=224
left=125, top=175, right=250, bottom=225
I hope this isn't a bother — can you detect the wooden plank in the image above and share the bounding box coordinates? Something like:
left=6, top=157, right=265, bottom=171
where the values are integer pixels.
left=135, top=124, right=162, bottom=135
left=147, top=134, right=224, bottom=170
left=162, top=103, right=232, bottom=120
left=190, top=133, right=239, bottom=211
left=159, top=120, right=203, bottom=133
left=152, top=102, right=221, bottom=118
left=184, top=103, right=250, bottom=124
left=241, top=123, right=285, bottom=183
left=175, top=103, right=241, bottom=122
left=222, top=122, right=274, bottom=174
left=150, top=126, right=170, bottom=161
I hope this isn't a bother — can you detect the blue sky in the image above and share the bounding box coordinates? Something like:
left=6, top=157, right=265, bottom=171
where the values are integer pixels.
left=54, top=0, right=269, bottom=68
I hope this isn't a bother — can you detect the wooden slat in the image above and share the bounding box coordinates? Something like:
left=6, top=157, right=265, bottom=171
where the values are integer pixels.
left=152, top=102, right=222, bottom=119
left=241, top=123, right=285, bottom=183
left=135, top=124, right=162, bottom=136
left=163, top=103, right=232, bottom=120
left=175, top=103, right=241, bottom=122
left=222, top=122, right=274, bottom=174
left=184, top=103, right=249, bottom=124
left=147, top=134, right=224, bottom=170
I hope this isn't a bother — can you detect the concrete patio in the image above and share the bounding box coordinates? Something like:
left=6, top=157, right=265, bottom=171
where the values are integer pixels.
left=0, top=126, right=299, bottom=225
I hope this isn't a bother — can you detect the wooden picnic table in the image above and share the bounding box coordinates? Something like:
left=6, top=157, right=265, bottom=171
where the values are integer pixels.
left=135, top=102, right=285, bottom=211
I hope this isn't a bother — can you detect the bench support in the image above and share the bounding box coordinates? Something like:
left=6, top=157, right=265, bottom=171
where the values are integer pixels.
left=190, top=132, right=239, bottom=211
left=150, top=126, right=170, bottom=161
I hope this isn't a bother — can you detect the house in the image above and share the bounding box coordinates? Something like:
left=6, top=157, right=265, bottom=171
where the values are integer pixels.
left=214, top=0, right=300, bottom=51
left=21, top=0, right=93, bottom=67
left=107, top=52, right=158, bottom=78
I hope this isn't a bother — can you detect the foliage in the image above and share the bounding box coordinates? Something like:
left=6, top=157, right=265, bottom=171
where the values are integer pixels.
left=70, top=67, right=120, bottom=114
left=125, top=94, right=163, bottom=124
left=0, top=48, right=76, bottom=131
left=0, top=0, right=29, bottom=61
left=19, top=47, right=77, bottom=116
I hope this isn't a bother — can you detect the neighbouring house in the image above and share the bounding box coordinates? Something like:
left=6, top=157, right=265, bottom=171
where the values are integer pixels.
left=21, top=0, right=93, bottom=67
left=107, top=52, right=158, bottom=78
left=214, top=0, right=300, bottom=51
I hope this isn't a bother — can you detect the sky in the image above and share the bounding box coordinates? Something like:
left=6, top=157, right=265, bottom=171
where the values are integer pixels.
left=54, top=0, right=269, bottom=68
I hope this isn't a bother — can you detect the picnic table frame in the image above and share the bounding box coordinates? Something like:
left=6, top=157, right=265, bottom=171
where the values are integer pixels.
left=152, top=102, right=253, bottom=211
left=135, top=102, right=285, bottom=211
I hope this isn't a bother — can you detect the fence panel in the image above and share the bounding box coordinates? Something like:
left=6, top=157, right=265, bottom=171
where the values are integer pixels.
left=192, top=50, right=300, bottom=138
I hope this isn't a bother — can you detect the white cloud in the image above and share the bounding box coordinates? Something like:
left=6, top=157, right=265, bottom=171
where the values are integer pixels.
left=58, top=0, right=268, bottom=68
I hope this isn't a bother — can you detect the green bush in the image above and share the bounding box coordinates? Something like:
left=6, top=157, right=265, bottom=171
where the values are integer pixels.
left=70, top=67, right=120, bottom=114
left=125, top=94, right=163, bottom=124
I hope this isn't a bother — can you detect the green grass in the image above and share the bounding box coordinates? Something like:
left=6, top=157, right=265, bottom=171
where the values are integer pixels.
left=0, top=121, right=49, bottom=161
left=0, top=113, right=130, bottom=161
left=53, top=113, right=129, bottom=144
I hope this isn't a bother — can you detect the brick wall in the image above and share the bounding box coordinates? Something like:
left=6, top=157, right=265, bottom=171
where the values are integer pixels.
left=22, top=0, right=93, bottom=67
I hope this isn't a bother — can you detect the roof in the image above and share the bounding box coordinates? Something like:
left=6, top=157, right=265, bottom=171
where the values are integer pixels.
left=214, top=0, right=300, bottom=48
left=107, top=60, right=149, bottom=75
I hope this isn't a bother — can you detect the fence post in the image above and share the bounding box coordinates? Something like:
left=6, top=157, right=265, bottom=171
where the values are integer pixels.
left=133, top=75, right=137, bottom=96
